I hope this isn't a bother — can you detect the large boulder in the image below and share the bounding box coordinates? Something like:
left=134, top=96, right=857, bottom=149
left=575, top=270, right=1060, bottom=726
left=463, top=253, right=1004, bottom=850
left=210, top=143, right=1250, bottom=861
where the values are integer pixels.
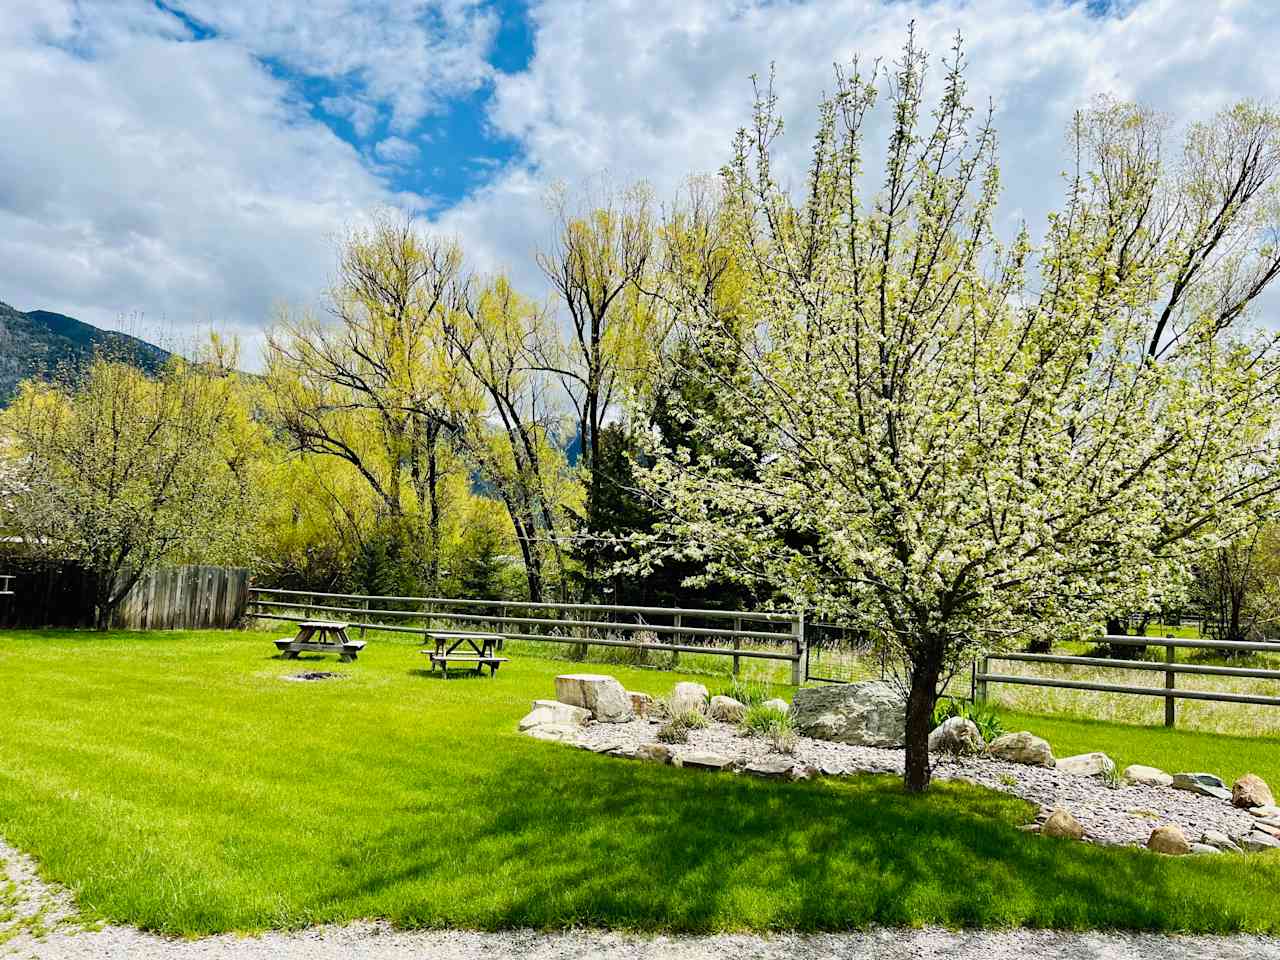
left=670, top=682, right=710, bottom=716
left=1172, top=772, right=1232, bottom=801
left=791, top=681, right=906, bottom=748
left=1123, top=764, right=1173, bottom=787
left=928, top=716, right=985, bottom=755
left=989, top=731, right=1055, bottom=768
left=1232, top=774, right=1275, bottom=809
left=1057, top=752, right=1116, bottom=780
left=1148, top=825, right=1191, bottom=855
left=554, top=674, right=634, bottom=723
left=708, top=695, right=747, bottom=723
left=1042, top=808, right=1085, bottom=840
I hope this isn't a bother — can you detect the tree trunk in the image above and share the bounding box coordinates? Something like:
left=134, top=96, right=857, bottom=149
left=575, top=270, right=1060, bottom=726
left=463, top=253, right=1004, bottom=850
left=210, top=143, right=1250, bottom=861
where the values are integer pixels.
left=426, top=426, right=441, bottom=594
left=903, top=660, right=941, bottom=793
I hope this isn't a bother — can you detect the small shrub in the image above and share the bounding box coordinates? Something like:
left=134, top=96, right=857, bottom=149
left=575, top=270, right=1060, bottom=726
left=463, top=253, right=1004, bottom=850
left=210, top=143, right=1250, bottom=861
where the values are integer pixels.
left=932, top=697, right=1005, bottom=743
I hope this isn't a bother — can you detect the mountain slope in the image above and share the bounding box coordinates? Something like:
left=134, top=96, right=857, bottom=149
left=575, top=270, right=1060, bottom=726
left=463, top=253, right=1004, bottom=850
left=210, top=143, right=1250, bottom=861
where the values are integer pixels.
left=0, top=302, right=172, bottom=402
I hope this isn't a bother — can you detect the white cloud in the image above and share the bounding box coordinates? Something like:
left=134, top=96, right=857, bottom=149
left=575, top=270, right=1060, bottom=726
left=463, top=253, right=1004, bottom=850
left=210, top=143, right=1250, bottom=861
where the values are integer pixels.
left=173, top=0, right=498, bottom=132
left=445, top=0, right=1280, bottom=303
left=1, top=0, right=1278, bottom=368
left=0, top=1, right=408, bottom=366
left=374, top=136, right=423, bottom=166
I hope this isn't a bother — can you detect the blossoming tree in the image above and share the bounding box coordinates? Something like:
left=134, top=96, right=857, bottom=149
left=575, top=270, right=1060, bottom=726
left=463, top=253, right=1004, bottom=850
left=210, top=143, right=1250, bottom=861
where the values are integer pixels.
left=635, top=35, right=1280, bottom=791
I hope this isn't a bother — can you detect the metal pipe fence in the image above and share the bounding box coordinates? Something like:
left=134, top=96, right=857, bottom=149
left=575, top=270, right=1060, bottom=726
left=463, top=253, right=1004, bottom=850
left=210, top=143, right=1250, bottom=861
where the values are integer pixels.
left=974, top=633, right=1280, bottom=726
left=248, top=588, right=808, bottom=683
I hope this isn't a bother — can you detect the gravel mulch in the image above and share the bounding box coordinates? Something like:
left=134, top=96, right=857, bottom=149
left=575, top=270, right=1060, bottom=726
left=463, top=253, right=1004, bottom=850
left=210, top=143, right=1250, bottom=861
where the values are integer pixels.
left=2, top=835, right=1278, bottom=960
left=575, top=718, right=1259, bottom=848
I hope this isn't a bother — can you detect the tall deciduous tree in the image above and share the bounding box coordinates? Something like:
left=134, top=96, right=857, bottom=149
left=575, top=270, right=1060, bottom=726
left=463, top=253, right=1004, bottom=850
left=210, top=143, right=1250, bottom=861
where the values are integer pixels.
left=449, top=277, right=576, bottom=602
left=537, top=181, right=663, bottom=588
left=1, top=354, right=255, bottom=628
left=267, top=213, right=469, bottom=593
left=634, top=35, right=1280, bottom=792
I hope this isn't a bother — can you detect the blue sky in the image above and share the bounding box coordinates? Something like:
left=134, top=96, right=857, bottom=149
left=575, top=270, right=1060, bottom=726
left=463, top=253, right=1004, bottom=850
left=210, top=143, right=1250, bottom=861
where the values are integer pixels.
left=0, top=0, right=1277, bottom=363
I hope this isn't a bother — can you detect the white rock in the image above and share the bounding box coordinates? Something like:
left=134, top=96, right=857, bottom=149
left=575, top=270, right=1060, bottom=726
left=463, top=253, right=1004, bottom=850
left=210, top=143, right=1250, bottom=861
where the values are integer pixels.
left=1201, top=830, right=1242, bottom=853
left=1057, top=752, right=1116, bottom=780
left=670, top=682, right=710, bottom=716
left=988, top=731, right=1055, bottom=767
left=708, top=695, right=747, bottom=723
left=524, top=723, right=583, bottom=743
left=1189, top=843, right=1222, bottom=855
left=762, top=698, right=791, bottom=714
left=554, top=673, right=634, bottom=723
left=1122, top=764, right=1173, bottom=787
left=928, top=716, right=985, bottom=755
left=1240, top=831, right=1280, bottom=852
left=529, top=700, right=592, bottom=725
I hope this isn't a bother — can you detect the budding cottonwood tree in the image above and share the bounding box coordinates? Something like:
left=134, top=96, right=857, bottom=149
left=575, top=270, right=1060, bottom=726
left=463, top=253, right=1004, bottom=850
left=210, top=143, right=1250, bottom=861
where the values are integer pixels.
left=634, top=35, right=1280, bottom=792
left=267, top=213, right=470, bottom=593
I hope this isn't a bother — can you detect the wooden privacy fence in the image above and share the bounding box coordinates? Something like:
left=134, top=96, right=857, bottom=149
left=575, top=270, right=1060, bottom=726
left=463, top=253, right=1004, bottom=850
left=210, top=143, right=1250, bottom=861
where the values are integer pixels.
left=248, top=588, right=808, bottom=683
left=114, top=565, right=249, bottom=630
left=974, top=634, right=1280, bottom=727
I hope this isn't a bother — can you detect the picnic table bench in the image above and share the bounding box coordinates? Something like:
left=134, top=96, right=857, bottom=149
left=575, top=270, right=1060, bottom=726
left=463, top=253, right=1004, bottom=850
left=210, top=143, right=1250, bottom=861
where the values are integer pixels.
left=274, top=620, right=367, bottom=662
left=422, top=631, right=509, bottom=678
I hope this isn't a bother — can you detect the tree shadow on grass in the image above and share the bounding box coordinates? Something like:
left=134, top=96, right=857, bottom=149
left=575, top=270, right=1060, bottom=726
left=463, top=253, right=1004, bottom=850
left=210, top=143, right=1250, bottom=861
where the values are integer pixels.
left=307, top=747, right=1280, bottom=933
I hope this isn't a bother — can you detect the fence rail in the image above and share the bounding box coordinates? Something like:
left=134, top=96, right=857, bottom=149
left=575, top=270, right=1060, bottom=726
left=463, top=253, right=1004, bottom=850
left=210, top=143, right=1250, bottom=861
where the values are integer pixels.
left=974, top=633, right=1280, bottom=726
left=248, top=588, right=808, bottom=682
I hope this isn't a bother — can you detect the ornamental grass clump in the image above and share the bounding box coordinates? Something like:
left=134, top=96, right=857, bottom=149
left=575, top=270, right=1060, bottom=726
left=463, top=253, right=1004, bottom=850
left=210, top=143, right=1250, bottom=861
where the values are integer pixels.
left=718, top=678, right=776, bottom=708
left=740, top=703, right=797, bottom=754
left=657, top=701, right=709, bottom=743
left=932, top=698, right=1005, bottom=744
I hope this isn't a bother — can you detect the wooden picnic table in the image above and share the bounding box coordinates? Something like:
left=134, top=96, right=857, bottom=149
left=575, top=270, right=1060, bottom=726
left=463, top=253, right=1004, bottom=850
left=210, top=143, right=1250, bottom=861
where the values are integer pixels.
left=422, top=630, right=509, bottom=678
left=274, top=620, right=367, bottom=662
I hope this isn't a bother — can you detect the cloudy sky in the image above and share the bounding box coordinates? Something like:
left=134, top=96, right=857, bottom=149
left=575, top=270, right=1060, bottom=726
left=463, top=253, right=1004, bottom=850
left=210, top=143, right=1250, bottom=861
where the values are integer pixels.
left=1, top=0, right=1276, bottom=365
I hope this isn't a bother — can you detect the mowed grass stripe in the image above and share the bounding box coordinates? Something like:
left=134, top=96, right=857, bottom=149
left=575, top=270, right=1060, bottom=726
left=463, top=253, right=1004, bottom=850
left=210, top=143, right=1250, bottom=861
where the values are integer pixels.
left=0, top=630, right=1278, bottom=934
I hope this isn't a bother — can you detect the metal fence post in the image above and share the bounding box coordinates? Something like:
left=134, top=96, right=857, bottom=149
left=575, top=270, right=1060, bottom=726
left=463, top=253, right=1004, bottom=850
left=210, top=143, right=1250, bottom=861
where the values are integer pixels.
left=733, top=617, right=742, bottom=678
left=791, top=610, right=805, bottom=686
left=1165, top=639, right=1176, bottom=727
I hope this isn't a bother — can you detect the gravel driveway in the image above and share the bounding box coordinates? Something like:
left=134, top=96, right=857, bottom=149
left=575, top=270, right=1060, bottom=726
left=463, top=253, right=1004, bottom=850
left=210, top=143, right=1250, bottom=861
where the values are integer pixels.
left=5, top=839, right=1280, bottom=960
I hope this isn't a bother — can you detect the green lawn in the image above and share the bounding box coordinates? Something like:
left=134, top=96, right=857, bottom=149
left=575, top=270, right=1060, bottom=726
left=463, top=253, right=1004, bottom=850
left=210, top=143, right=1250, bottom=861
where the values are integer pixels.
left=2, top=630, right=1280, bottom=936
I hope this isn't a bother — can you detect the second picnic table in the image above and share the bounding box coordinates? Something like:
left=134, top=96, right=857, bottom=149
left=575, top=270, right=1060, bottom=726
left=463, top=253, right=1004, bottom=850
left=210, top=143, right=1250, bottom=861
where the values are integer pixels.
left=422, top=631, right=510, bottom=678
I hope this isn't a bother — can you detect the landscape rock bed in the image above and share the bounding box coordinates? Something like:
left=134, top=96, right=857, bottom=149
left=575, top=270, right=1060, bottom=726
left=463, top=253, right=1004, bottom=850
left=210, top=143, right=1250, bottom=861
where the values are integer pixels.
left=572, top=717, right=1259, bottom=849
